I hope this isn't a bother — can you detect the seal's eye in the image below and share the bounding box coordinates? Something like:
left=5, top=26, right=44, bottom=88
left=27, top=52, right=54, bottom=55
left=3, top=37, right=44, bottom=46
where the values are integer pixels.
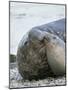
left=53, top=37, right=56, bottom=39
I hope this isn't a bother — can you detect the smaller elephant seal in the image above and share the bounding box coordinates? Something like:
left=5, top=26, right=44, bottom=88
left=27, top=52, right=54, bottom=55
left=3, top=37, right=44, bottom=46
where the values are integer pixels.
left=43, top=32, right=65, bottom=76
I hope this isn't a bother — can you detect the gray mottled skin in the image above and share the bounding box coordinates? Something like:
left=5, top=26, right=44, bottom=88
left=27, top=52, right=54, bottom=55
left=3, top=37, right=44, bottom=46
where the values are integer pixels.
left=29, top=18, right=66, bottom=42
left=17, top=18, right=66, bottom=80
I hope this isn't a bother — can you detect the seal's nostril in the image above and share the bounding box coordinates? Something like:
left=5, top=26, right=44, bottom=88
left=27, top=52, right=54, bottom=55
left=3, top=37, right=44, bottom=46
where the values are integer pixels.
left=44, top=36, right=50, bottom=42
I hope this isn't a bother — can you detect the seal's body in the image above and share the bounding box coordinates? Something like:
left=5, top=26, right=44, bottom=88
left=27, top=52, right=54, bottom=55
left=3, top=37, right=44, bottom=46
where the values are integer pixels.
left=31, top=18, right=66, bottom=42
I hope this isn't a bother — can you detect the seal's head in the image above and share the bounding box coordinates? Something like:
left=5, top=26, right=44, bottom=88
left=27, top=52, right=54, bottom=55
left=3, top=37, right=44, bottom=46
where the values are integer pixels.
left=43, top=32, right=65, bottom=76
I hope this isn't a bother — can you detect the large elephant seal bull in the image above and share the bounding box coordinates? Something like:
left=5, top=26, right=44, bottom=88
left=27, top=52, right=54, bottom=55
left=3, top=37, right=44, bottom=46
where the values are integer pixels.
left=17, top=18, right=66, bottom=80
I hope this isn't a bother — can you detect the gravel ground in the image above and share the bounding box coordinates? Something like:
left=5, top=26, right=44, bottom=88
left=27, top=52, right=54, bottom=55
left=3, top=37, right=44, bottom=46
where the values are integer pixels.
left=9, top=62, right=66, bottom=88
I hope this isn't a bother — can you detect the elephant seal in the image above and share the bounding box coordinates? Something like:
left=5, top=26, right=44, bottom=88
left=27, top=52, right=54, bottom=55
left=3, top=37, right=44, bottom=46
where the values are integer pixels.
left=43, top=32, right=65, bottom=75
left=17, top=18, right=66, bottom=80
